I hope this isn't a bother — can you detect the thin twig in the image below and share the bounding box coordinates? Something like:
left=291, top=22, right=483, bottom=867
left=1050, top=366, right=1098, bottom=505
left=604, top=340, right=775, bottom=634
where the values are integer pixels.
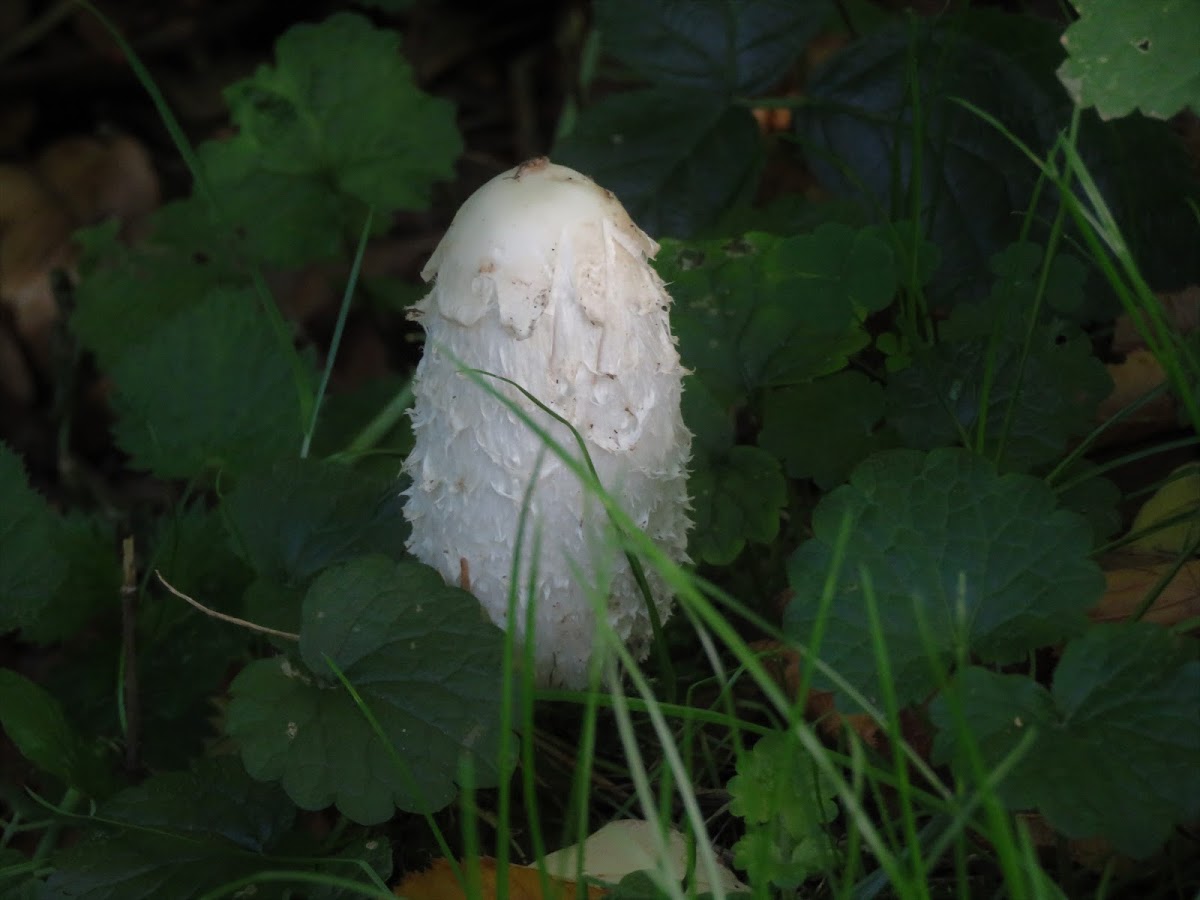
left=155, top=571, right=300, bottom=641
left=120, top=537, right=140, bottom=773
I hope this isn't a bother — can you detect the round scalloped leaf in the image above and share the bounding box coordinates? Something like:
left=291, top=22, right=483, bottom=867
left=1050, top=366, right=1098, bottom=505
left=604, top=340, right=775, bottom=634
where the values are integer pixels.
left=594, top=0, right=829, bottom=95
left=657, top=227, right=893, bottom=410
left=885, top=327, right=1111, bottom=473
left=1058, top=0, right=1200, bottom=120
left=785, top=448, right=1104, bottom=707
left=41, top=758, right=386, bottom=898
left=222, top=458, right=409, bottom=583
left=690, top=445, right=786, bottom=566
left=931, top=624, right=1200, bottom=858
left=797, top=25, right=1053, bottom=297
left=227, top=555, right=511, bottom=824
left=727, top=731, right=839, bottom=888
left=554, top=88, right=761, bottom=238
left=759, top=370, right=890, bottom=489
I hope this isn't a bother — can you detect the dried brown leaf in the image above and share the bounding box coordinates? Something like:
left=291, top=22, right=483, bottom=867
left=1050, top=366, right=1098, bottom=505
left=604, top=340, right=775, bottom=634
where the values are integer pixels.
left=394, top=857, right=607, bottom=900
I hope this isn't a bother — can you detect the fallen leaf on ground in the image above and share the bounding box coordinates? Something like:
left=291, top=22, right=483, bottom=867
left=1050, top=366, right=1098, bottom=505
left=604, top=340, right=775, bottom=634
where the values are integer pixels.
left=394, top=857, right=606, bottom=899
left=1112, top=286, right=1198, bottom=353
left=752, top=640, right=933, bottom=759
left=0, top=134, right=158, bottom=361
left=540, top=819, right=748, bottom=895
left=1127, top=463, right=1200, bottom=556
left=1096, top=350, right=1177, bottom=444
left=1091, top=558, right=1200, bottom=626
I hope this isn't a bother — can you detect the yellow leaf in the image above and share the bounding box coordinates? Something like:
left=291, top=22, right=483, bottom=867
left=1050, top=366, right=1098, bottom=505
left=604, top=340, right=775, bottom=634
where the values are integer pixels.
left=1128, top=464, right=1200, bottom=555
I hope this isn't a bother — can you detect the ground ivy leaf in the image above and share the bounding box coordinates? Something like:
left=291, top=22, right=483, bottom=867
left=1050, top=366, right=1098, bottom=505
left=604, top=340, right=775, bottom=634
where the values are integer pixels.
left=594, top=0, right=828, bottom=94
left=658, top=227, right=893, bottom=408
left=0, top=444, right=66, bottom=634
left=785, top=448, right=1104, bottom=707
left=554, top=88, right=761, bottom=238
left=0, top=669, right=112, bottom=798
left=201, top=12, right=460, bottom=265
left=227, top=555, right=510, bottom=824
left=680, top=374, right=735, bottom=455
left=41, top=759, right=299, bottom=900
left=759, top=371, right=890, bottom=489
left=727, top=731, right=839, bottom=888
left=41, top=833, right=261, bottom=900
left=110, top=288, right=307, bottom=479
left=690, top=445, right=785, bottom=566
left=797, top=24, right=1054, bottom=298
left=972, top=242, right=1090, bottom=325
left=1053, top=464, right=1122, bottom=546
left=885, top=326, right=1111, bottom=472
left=931, top=624, right=1200, bottom=858
left=223, top=457, right=409, bottom=583
left=1058, top=0, right=1200, bottom=120
left=101, top=758, right=295, bottom=852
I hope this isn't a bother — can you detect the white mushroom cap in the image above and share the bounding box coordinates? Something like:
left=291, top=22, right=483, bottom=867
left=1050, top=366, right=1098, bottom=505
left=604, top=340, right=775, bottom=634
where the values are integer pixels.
left=403, top=158, right=692, bottom=688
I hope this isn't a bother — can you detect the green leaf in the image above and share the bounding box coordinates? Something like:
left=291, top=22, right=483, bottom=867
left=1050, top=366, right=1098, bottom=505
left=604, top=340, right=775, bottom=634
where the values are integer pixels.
left=41, top=759, right=304, bottom=900
left=799, top=15, right=1200, bottom=295
left=0, top=669, right=111, bottom=796
left=46, top=504, right=253, bottom=770
left=110, top=288, right=308, bottom=478
left=0, top=444, right=66, bottom=634
left=309, top=836, right=394, bottom=899
left=227, top=555, right=511, bottom=824
left=797, top=24, right=1055, bottom=297
left=202, top=12, right=461, bottom=265
left=594, top=0, right=829, bottom=94
left=225, top=457, right=410, bottom=639
left=197, top=156, right=345, bottom=266
left=885, top=326, right=1112, bottom=472
left=658, top=226, right=894, bottom=407
left=689, top=445, right=786, bottom=566
left=759, top=371, right=890, bottom=489
left=71, top=204, right=246, bottom=371
left=960, top=10, right=1200, bottom=292
left=727, top=731, right=839, bottom=888
left=554, top=88, right=761, bottom=237
left=19, top=513, right=121, bottom=645
left=931, top=624, right=1200, bottom=858
left=309, top=374, right=414, bottom=462
left=1053, top=465, right=1122, bottom=546
left=223, top=458, right=409, bottom=583
left=101, top=758, right=295, bottom=851
left=681, top=375, right=735, bottom=455
left=962, top=242, right=1090, bottom=325
left=1058, top=0, right=1200, bottom=120
left=785, top=448, right=1105, bottom=707
left=42, top=833, right=260, bottom=900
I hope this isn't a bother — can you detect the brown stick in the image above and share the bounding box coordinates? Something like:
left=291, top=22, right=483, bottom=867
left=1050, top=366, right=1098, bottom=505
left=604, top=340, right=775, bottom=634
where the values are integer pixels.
left=120, top=537, right=140, bottom=773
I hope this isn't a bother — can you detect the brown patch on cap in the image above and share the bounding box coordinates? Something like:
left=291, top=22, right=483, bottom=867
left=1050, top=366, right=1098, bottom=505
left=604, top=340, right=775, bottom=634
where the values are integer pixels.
left=512, top=156, right=550, bottom=179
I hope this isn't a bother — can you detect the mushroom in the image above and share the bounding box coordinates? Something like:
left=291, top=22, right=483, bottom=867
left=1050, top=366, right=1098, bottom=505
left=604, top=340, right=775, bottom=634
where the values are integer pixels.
left=402, top=158, right=692, bottom=688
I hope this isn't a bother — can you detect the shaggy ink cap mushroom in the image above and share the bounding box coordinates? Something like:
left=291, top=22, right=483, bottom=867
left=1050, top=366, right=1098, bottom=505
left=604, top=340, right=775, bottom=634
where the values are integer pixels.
left=403, top=158, right=692, bottom=689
